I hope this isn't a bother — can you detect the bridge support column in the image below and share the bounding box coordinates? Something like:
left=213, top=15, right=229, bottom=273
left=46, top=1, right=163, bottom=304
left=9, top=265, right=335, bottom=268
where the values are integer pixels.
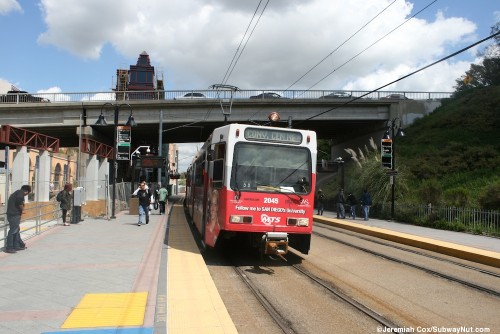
left=11, top=146, right=30, bottom=195
left=37, top=150, right=51, bottom=202
left=98, top=157, right=109, bottom=200
left=84, top=153, right=99, bottom=201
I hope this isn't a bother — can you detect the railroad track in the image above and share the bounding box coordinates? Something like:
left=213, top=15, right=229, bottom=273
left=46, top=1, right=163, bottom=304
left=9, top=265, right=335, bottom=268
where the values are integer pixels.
left=231, top=258, right=399, bottom=333
left=313, top=226, right=500, bottom=297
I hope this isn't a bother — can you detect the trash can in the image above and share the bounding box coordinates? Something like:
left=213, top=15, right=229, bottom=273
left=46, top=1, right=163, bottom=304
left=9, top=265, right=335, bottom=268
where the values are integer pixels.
left=129, top=197, right=139, bottom=215
left=72, top=187, right=85, bottom=223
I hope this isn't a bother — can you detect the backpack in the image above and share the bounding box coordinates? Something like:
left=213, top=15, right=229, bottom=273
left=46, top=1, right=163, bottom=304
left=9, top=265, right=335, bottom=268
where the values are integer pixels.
left=56, top=191, right=63, bottom=202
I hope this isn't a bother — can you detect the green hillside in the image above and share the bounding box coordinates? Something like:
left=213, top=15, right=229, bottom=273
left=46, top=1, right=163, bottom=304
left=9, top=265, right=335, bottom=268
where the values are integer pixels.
left=397, top=85, right=500, bottom=207
left=320, top=85, right=500, bottom=211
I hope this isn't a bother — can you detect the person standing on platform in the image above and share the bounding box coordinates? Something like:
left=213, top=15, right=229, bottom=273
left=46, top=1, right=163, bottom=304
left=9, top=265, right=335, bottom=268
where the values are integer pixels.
left=157, top=184, right=169, bottom=214
left=5, top=185, right=32, bottom=254
left=57, top=183, right=73, bottom=226
left=360, top=189, right=373, bottom=221
left=316, top=189, right=325, bottom=215
left=347, top=192, right=358, bottom=219
left=336, top=189, right=346, bottom=219
left=133, top=181, right=152, bottom=226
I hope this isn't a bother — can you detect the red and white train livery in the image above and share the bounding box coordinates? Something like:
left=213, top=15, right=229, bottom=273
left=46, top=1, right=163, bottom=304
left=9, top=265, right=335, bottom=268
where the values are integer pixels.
left=185, top=123, right=317, bottom=257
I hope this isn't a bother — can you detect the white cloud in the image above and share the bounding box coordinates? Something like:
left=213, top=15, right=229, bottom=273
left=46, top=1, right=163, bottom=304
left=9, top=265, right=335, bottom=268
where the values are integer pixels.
left=0, top=78, right=12, bottom=93
left=0, top=0, right=22, bottom=15
left=35, top=0, right=479, bottom=92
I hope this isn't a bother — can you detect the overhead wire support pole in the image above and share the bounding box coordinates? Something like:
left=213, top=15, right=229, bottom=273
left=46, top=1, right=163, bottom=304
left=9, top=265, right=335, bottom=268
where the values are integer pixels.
left=95, top=102, right=137, bottom=220
left=209, top=84, right=240, bottom=123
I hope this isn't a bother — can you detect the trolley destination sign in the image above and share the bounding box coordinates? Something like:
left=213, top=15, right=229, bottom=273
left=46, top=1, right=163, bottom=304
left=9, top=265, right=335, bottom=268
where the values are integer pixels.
left=244, top=127, right=302, bottom=144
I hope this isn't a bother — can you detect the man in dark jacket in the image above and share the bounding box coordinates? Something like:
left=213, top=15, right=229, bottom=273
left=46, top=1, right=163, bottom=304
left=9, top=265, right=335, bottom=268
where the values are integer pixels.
left=5, top=185, right=31, bottom=253
left=360, top=189, right=373, bottom=221
left=132, top=181, right=152, bottom=226
left=336, top=189, right=346, bottom=219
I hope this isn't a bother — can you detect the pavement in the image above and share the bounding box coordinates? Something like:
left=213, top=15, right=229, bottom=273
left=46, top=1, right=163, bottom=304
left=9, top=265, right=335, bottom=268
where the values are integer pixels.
left=1, top=198, right=170, bottom=334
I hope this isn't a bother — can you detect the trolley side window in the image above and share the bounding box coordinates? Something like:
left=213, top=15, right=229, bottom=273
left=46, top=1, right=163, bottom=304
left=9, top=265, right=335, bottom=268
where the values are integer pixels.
left=210, top=143, right=225, bottom=189
left=230, top=142, right=311, bottom=194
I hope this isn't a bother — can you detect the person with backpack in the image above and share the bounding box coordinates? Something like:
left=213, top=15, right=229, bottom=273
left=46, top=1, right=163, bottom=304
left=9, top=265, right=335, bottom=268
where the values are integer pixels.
left=57, top=183, right=73, bottom=226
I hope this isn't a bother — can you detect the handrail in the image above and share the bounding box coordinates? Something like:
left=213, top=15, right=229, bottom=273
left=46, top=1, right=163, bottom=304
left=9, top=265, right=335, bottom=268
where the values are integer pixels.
left=0, top=89, right=453, bottom=104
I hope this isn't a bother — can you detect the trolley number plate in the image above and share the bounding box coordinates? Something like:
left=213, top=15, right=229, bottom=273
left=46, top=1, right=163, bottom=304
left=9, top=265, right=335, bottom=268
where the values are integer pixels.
left=264, top=197, right=279, bottom=204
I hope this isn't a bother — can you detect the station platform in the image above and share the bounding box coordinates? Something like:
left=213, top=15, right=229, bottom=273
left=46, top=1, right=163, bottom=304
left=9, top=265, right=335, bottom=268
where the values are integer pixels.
left=315, top=210, right=500, bottom=268
left=1, top=201, right=499, bottom=334
left=0, top=197, right=237, bottom=334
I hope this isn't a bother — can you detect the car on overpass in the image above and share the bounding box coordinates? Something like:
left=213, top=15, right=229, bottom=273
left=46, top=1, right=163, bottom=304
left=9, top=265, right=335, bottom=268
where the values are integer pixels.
left=250, top=92, right=285, bottom=99
left=174, top=92, right=208, bottom=100
left=0, top=90, right=50, bottom=103
left=381, top=94, right=410, bottom=100
left=319, top=91, right=352, bottom=99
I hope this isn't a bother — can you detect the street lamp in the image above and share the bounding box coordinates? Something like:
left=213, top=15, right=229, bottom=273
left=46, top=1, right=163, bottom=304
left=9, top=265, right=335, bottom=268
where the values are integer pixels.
left=95, top=102, right=137, bottom=219
left=382, top=118, right=405, bottom=221
left=129, top=145, right=151, bottom=193
left=333, top=157, right=345, bottom=190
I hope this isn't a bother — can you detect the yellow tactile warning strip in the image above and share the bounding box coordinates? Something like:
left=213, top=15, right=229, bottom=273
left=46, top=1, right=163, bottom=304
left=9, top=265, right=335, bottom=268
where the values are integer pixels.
left=167, top=204, right=238, bottom=334
left=61, top=292, right=148, bottom=328
left=315, top=216, right=500, bottom=268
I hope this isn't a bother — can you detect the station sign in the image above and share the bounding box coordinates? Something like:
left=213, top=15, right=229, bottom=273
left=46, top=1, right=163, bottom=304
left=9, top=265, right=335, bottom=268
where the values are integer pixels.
left=141, top=156, right=165, bottom=168
left=116, top=126, right=131, bottom=160
left=381, top=138, right=393, bottom=169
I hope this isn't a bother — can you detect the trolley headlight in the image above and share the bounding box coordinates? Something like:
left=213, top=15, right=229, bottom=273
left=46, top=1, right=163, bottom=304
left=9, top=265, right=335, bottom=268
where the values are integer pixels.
left=287, top=217, right=309, bottom=227
left=230, top=215, right=253, bottom=223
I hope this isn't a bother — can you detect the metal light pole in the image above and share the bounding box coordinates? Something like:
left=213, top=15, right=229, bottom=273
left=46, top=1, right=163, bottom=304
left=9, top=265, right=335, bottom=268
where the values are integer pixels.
left=95, top=103, right=137, bottom=219
left=334, top=157, right=345, bottom=190
left=382, top=118, right=404, bottom=221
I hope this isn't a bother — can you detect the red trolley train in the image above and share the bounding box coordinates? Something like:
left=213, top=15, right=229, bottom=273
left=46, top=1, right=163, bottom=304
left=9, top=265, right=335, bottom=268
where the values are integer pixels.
left=185, top=122, right=317, bottom=258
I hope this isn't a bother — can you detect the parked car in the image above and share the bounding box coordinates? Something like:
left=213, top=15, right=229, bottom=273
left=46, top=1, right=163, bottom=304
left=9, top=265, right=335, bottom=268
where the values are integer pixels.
left=174, top=92, right=208, bottom=100
left=0, top=90, right=50, bottom=103
left=249, top=92, right=284, bottom=99
left=381, top=94, right=409, bottom=100
left=319, top=91, right=352, bottom=99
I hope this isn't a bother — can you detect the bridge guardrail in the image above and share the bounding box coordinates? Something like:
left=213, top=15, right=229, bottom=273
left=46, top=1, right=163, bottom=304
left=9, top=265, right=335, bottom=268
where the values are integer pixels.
left=0, top=90, right=453, bottom=104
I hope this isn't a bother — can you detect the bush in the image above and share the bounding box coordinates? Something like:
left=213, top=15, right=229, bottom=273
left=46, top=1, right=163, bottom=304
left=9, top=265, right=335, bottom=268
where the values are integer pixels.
left=478, top=182, right=500, bottom=210
left=418, top=179, right=442, bottom=205
left=444, top=187, right=469, bottom=207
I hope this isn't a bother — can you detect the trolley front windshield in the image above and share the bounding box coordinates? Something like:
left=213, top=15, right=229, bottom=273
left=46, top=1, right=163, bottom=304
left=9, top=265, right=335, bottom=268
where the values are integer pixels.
left=230, top=142, right=312, bottom=194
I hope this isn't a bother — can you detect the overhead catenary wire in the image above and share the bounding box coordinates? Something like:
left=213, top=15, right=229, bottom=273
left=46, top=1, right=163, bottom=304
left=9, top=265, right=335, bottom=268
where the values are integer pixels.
left=205, top=0, right=269, bottom=123
left=219, top=0, right=270, bottom=87
left=305, top=0, right=439, bottom=92
left=247, top=0, right=438, bottom=122
left=284, top=0, right=399, bottom=91
left=297, top=31, right=500, bottom=124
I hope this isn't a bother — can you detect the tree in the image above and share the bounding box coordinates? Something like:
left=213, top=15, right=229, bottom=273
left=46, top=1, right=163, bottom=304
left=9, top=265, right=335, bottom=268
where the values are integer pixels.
left=454, top=22, right=500, bottom=94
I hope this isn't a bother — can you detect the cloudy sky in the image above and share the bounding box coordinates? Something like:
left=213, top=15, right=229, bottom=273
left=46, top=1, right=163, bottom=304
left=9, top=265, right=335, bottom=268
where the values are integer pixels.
left=0, top=0, right=498, bottom=170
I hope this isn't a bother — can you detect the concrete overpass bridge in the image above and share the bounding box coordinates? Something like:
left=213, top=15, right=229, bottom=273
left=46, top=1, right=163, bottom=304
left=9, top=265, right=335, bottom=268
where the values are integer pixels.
left=0, top=89, right=448, bottom=217
left=0, top=89, right=448, bottom=148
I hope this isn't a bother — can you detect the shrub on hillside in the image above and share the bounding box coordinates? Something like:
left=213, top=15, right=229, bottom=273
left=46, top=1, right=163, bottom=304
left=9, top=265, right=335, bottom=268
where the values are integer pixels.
left=418, top=179, right=442, bottom=205
left=478, top=182, right=500, bottom=210
left=444, top=187, right=470, bottom=207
